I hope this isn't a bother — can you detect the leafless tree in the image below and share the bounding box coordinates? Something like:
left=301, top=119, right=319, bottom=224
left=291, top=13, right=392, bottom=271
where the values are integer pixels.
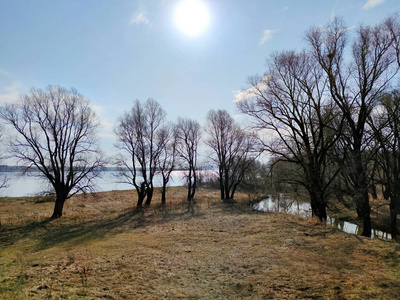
left=156, top=124, right=178, bottom=205
left=369, top=90, right=400, bottom=240
left=306, top=17, right=399, bottom=235
left=0, top=126, right=10, bottom=190
left=237, top=51, right=341, bottom=221
left=0, top=86, right=105, bottom=219
left=205, top=109, right=259, bottom=202
left=176, top=118, right=201, bottom=203
left=385, top=13, right=400, bottom=67
left=115, top=99, right=166, bottom=209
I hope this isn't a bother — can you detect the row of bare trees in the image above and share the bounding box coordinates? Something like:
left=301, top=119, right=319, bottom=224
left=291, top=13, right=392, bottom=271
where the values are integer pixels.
left=114, top=98, right=203, bottom=209
left=238, top=14, right=400, bottom=238
left=2, top=13, right=399, bottom=241
left=0, top=90, right=257, bottom=219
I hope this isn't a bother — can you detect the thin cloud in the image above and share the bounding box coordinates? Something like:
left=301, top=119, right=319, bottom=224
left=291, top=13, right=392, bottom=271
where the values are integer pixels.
left=259, top=29, right=279, bottom=45
left=0, top=82, right=22, bottom=104
left=362, top=0, right=385, bottom=10
left=0, top=68, right=22, bottom=104
left=233, top=76, right=270, bottom=103
left=130, top=12, right=151, bottom=26
left=92, top=104, right=116, bottom=139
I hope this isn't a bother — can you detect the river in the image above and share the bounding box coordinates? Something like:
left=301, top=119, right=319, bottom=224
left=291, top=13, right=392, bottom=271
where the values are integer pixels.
left=254, top=195, right=392, bottom=240
left=0, top=170, right=190, bottom=198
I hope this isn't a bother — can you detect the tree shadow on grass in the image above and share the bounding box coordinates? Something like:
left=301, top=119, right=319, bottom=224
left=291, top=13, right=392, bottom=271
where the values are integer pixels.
left=0, top=197, right=255, bottom=252
left=0, top=209, right=145, bottom=251
left=0, top=219, right=51, bottom=248
left=0, top=203, right=202, bottom=252
left=35, top=209, right=148, bottom=251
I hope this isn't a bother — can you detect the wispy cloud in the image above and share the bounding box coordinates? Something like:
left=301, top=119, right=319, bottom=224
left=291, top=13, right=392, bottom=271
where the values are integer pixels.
left=130, top=11, right=151, bottom=26
left=92, top=104, right=116, bottom=140
left=259, top=29, right=279, bottom=45
left=362, top=0, right=385, bottom=10
left=233, top=76, right=270, bottom=103
left=0, top=82, right=22, bottom=104
left=0, top=68, right=22, bottom=104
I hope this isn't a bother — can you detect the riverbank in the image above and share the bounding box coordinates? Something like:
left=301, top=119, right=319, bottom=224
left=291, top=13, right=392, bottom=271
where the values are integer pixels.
left=1, top=187, right=400, bottom=299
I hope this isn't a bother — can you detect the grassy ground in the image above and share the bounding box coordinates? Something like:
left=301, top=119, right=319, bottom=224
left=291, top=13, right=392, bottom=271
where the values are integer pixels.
left=1, top=187, right=400, bottom=299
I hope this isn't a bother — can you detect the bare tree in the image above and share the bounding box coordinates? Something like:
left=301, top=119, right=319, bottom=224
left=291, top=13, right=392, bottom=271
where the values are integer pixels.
left=385, top=13, right=400, bottom=67
left=176, top=118, right=201, bottom=203
left=156, top=124, right=178, bottom=206
left=205, top=109, right=259, bottom=202
left=369, top=90, right=400, bottom=240
left=115, top=99, right=166, bottom=209
left=237, top=51, right=341, bottom=221
left=0, top=126, right=10, bottom=191
left=0, top=86, right=104, bottom=219
left=306, top=17, right=398, bottom=235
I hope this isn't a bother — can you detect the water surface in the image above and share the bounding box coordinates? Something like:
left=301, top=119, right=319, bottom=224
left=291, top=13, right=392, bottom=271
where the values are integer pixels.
left=255, top=195, right=392, bottom=240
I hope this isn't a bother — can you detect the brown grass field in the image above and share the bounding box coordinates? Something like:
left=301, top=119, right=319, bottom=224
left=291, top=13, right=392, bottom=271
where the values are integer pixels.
left=1, top=187, right=400, bottom=299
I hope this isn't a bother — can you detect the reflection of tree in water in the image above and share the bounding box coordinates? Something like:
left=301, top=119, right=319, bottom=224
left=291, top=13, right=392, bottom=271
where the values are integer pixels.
left=255, top=196, right=392, bottom=240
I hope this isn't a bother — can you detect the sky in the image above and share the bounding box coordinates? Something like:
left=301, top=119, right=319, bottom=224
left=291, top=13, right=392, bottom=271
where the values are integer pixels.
left=0, top=0, right=399, bottom=155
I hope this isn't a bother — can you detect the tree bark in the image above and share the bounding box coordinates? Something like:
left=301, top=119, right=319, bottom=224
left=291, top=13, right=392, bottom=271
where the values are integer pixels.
left=136, top=182, right=147, bottom=209
left=390, top=210, right=397, bottom=241
left=51, top=189, right=68, bottom=219
left=230, top=182, right=239, bottom=200
left=353, top=149, right=372, bottom=237
left=161, top=179, right=167, bottom=206
left=145, top=184, right=153, bottom=207
left=51, top=194, right=66, bottom=219
left=390, top=196, right=399, bottom=241
left=308, top=188, right=327, bottom=221
left=219, top=178, right=225, bottom=200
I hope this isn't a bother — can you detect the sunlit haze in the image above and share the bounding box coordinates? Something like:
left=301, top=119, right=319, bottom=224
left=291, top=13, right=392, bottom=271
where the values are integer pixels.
left=174, top=0, right=210, bottom=36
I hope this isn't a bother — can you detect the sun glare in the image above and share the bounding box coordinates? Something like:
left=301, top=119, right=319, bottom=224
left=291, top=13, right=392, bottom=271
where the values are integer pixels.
left=174, top=0, right=210, bottom=37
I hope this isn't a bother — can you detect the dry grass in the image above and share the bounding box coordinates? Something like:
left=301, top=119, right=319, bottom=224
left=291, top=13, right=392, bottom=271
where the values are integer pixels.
left=1, top=187, right=400, bottom=299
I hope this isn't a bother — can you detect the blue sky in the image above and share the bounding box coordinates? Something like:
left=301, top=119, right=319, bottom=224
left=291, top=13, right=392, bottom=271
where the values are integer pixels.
left=0, top=0, right=399, bottom=154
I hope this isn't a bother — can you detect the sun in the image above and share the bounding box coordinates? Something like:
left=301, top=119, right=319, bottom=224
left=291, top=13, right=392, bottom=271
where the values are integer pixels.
left=174, top=0, right=210, bottom=37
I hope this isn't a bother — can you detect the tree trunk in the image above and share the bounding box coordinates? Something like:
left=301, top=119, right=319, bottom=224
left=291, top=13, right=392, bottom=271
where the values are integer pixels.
left=136, top=182, right=147, bottom=209
left=219, top=178, right=225, bottom=200
left=230, top=182, right=239, bottom=200
left=137, top=193, right=144, bottom=208
left=218, top=167, right=225, bottom=200
left=354, top=188, right=371, bottom=237
left=50, top=193, right=66, bottom=219
left=161, top=179, right=167, bottom=206
left=390, top=196, right=399, bottom=241
left=224, top=170, right=230, bottom=202
left=188, top=168, right=197, bottom=201
left=309, top=189, right=327, bottom=221
left=353, top=149, right=372, bottom=237
left=145, top=183, right=153, bottom=207
left=390, top=210, right=397, bottom=241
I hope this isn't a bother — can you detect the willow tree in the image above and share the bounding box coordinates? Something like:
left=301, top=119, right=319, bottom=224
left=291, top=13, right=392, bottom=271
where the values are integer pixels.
left=370, top=90, right=400, bottom=240
left=237, top=51, right=341, bottom=221
left=307, top=17, right=399, bottom=236
left=205, top=109, right=259, bottom=202
left=1, top=86, right=104, bottom=219
left=176, top=118, right=201, bottom=203
left=115, top=99, right=166, bottom=208
left=156, top=124, right=178, bottom=205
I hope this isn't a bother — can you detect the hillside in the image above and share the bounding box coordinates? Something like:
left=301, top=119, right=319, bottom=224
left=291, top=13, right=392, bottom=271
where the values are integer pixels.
left=1, top=187, right=400, bottom=299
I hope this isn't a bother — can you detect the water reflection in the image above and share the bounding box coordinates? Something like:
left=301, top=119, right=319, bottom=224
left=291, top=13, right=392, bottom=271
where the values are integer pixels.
left=255, top=195, right=392, bottom=240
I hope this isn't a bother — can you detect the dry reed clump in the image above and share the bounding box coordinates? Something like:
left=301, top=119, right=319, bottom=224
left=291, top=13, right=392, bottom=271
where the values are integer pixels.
left=0, top=187, right=400, bottom=299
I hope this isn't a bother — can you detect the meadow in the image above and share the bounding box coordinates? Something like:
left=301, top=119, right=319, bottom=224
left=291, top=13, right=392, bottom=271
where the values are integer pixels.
left=1, top=187, right=400, bottom=299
